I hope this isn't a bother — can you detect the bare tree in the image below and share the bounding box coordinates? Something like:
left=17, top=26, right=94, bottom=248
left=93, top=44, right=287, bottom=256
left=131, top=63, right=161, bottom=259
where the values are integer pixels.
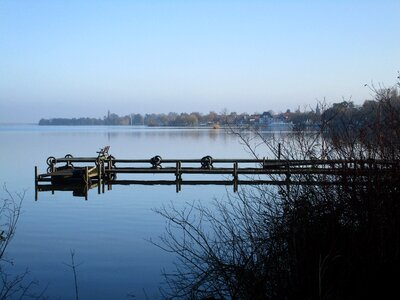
left=153, top=78, right=400, bottom=299
left=152, top=190, right=286, bottom=300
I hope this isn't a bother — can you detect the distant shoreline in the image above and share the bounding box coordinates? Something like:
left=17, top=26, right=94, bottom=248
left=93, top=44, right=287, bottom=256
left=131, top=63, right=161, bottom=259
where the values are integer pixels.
left=0, top=122, right=37, bottom=125
left=0, top=123, right=225, bottom=129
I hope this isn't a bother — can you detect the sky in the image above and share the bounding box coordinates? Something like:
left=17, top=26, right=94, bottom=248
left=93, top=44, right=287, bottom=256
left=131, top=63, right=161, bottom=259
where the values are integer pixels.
left=0, top=0, right=399, bottom=123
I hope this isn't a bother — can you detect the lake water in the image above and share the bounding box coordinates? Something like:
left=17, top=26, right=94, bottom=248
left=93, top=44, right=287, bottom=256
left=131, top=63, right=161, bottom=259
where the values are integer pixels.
left=0, top=125, right=261, bottom=299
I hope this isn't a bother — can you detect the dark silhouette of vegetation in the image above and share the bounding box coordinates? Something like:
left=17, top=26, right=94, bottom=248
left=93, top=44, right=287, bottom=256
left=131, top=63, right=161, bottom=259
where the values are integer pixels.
left=322, top=85, right=400, bottom=160
left=0, top=187, right=46, bottom=299
left=152, top=78, right=400, bottom=299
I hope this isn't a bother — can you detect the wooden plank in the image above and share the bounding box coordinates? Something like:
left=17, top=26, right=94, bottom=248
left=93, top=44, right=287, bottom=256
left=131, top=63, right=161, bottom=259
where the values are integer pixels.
left=103, top=167, right=395, bottom=176
left=107, top=179, right=380, bottom=186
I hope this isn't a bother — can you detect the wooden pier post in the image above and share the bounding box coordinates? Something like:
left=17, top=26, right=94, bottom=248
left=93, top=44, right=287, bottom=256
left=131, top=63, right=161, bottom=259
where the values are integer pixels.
left=285, top=161, right=290, bottom=199
left=175, top=161, right=182, bottom=193
left=102, top=162, right=106, bottom=193
left=35, top=166, right=38, bottom=201
left=97, top=162, right=102, bottom=194
left=233, top=162, right=238, bottom=192
left=107, top=158, right=113, bottom=191
left=85, top=167, right=89, bottom=200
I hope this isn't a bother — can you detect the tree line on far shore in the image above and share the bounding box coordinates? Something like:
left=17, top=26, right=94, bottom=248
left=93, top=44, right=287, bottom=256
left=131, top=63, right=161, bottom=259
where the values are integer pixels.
left=38, top=89, right=400, bottom=130
left=38, top=111, right=225, bottom=126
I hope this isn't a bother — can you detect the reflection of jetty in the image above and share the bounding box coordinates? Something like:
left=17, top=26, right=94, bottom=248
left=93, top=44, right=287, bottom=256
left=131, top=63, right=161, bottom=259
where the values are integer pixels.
left=35, top=147, right=400, bottom=199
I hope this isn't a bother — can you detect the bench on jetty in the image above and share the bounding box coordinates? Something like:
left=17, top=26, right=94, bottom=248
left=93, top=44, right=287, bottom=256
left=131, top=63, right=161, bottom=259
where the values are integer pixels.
left=35, top=147, right=400, bottom=199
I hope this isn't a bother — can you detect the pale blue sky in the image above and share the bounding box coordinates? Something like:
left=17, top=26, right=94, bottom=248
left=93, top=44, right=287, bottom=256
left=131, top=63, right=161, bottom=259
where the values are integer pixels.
left=1, top=0, right=399, bottom=123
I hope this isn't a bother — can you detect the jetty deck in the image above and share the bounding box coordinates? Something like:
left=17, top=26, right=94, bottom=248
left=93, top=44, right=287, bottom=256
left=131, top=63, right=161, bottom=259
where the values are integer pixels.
left=35, top=148, right=400, bottom=199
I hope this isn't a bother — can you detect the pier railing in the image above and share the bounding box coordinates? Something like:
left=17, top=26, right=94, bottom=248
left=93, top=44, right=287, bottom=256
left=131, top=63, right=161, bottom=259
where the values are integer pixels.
left=35, top=153, right=400, bottom=199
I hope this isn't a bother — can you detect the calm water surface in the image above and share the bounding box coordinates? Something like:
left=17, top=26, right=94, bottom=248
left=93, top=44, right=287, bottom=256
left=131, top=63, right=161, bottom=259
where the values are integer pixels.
left=1, top=125, right=259, bottom=299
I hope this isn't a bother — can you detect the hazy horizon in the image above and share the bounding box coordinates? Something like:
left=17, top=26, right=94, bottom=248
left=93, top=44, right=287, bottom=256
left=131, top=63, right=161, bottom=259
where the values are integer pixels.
left=1, top=0, right=399, bottom=123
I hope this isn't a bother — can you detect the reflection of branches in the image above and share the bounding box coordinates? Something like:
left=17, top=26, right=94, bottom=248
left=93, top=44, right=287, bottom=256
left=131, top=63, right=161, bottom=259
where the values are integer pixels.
left=64, top=250, right=82, bottom=300
left=0, top=186, right=47, bottom=300
left=0, top=186, right=23, bottom=261
left=0, top=268, right=46, bottom=300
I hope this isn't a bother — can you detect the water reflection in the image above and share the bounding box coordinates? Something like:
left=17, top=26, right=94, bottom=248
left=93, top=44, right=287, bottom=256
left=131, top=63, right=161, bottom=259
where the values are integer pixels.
left=1, top=125, right=263, bottom=299
left=36, top=180, right=240, bottom=200
left=36, top=182, right=94, bottom=199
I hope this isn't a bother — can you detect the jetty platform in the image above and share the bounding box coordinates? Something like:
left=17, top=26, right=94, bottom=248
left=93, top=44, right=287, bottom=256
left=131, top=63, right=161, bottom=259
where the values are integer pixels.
left=35, top=147, right=400, bottom=199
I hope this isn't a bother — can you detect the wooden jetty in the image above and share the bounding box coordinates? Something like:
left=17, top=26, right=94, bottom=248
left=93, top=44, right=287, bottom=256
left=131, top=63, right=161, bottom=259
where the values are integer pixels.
left=35, top=146, right=400, bottom=199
